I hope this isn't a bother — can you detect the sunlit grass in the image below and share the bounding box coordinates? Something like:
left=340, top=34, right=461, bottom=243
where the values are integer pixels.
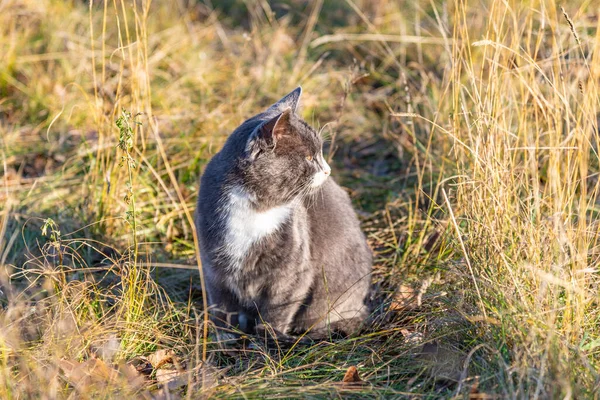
left=1, top=0, right=599, bottom=397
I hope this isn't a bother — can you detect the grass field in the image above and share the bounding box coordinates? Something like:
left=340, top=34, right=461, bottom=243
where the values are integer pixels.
left=2, top=0, right=600, bottom=398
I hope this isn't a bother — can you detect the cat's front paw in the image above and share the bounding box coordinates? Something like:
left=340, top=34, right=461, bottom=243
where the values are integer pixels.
left=212, top=330, right=239, bottom=348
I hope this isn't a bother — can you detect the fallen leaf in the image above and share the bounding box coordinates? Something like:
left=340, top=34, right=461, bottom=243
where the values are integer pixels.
left=466, top=376, right=497, bottom=398
left=470, top=376, right=480, bottom=395
left=59, top=358, right=117, bottom=390
left=390, top=285, right=418, bottom=310
left=155, top=368, right=188, bottom=391
left=147, top=348, right=189, bottom=393
left=342, top=366, right=363, bottom=383
left=60, top=357, right=148, bottom=392
left=119, top=363, right=148, bottom=390
left=147, top=349, right=176, bottom=369
left=338, top=365, right=369, bottom=389
left=423, top=230, right=441, bottom=252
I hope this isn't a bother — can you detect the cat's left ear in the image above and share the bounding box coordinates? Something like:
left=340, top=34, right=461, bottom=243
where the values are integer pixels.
left=247, top=108, right=293, bottom=160
left=266, top=87, right=302, bottom=116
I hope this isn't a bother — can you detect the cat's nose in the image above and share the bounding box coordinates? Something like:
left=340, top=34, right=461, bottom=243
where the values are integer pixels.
left=323, top=162, right=331, bottom=175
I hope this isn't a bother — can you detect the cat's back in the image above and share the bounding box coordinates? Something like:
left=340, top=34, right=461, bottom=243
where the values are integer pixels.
left=197, top=139, right=238, bottom=245
left=196, top=149, right=225, bottom=225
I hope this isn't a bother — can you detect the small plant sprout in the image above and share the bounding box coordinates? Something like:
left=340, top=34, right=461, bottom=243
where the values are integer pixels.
left=115, top=108, right=151, bottom=340
left=41, top=217, right=60, bottom=242
left=116, top=109, right=142, bottom=259
left=41, top=217, right=65, bottom=284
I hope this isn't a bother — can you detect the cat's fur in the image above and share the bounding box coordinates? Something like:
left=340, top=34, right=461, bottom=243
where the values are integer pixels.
left=195, top=87, right=372, bottom=339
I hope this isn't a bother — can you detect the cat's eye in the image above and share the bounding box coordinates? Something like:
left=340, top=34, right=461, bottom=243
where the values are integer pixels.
left=305, top=155, right=313, bottom=161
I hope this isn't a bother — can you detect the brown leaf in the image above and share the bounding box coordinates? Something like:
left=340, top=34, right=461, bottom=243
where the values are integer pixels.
left=470, top=376, right=480, bottom=395
left=155, top=368, right=188, bottom=391
left=423, top=230, right=441, bottom=252
left=60, top=358, right=148, bottom=392
left=469, top=394, right=498, bottom=399
left=147, top=349, right=176, bottom=369
left=342, top=366, right=363, bottom=384
left=120, top=363, right=148, bottom=390
left=147, top=349, right=189, bottom=393
left=390, top=285, right=418, bottom=310
left=59, top=358, right=117, bottom=390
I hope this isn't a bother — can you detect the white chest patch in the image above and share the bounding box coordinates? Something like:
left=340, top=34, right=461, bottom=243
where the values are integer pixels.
left=222, top=188, right=292, bottom=271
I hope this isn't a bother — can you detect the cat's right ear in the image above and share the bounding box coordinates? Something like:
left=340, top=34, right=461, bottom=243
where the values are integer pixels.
left=265, top=87, right=302, bottom=116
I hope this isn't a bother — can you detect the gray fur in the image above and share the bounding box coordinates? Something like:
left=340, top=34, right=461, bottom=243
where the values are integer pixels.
left=195, top=87, right=372, bottom=339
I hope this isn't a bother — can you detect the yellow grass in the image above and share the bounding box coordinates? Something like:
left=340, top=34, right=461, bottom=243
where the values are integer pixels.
left=1, top=0, right=600, bottom=397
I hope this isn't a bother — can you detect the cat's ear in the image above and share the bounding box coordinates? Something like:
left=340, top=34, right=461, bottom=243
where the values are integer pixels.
left=247, top=108, right=292, bottom=160
left=266, top=87, right=302, bottom=116
left=260, top=107, right=292, bottom=142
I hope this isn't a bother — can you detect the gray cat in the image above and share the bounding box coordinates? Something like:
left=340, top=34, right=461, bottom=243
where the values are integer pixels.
left=195, top=87, right=372, bottom=340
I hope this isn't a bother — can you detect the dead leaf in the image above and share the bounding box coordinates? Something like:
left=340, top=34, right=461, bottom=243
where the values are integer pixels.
left=469, top=393, right=498, bottom=399
left=147, top=349, right=176, bottom=369
left=337, top=365, right=369, bottom=389
left=119, top=363, right=148, bottom=390
left=60, top=357, right=148, bottom=392
left=470, top=376, right=480, bottom=395
left=423, top=230, right=441, bottom=252
left=466, top=376, right=497, bottom=398
left=155, top=368, right=188, bottom=391
left=59, top=358, right=117, bottom=390
left=342, top=366, right=363, bottom=383
left=147, top=348, right=189, bottom=393
left=390, top=285, right=418, bottom=310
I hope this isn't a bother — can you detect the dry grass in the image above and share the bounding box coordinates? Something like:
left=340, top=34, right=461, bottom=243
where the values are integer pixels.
left=1, top=0, right=600, bottom=398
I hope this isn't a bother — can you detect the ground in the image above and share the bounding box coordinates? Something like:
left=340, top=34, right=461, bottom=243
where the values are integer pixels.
left=1, top=0, right=600, bottom=398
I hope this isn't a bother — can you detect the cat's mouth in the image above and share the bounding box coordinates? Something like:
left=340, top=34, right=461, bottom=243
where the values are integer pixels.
left=311, top=161, right=331, bottom=188
left=311, top=171, right=330, bottom=188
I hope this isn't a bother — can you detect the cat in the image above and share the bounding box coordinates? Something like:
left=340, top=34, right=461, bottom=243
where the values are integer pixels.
left=195, top=87, right=372, bottom=340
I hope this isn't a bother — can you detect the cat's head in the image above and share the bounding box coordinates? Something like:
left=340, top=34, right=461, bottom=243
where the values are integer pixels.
left=240, top=87, right=331, bottom=207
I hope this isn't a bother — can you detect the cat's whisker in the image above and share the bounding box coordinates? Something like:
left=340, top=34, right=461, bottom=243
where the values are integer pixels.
left=318, top=122, right=334, bottom=142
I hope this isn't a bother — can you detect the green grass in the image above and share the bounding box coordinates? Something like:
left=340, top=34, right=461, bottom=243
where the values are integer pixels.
left=1, top=0, right=600, bottom=398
